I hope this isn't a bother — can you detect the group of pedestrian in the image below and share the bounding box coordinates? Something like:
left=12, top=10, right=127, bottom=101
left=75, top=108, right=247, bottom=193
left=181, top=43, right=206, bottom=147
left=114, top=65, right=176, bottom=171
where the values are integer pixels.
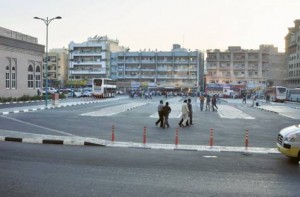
left=155, top=100, right=171, bottom=129
left=155, top=93, right=220, bottom=129
left=178, top=98, right=193, bottom=127
left=199, top=94, right=218, bottom=112
left=155, top=98, right=193, bottom=129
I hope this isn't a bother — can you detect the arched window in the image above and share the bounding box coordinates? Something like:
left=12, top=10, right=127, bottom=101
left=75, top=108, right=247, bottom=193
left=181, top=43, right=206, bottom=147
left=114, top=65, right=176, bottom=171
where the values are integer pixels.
left=11, top=66, right=16, bottom=89
left=5, top=66, right=10, bottom=89
left=35, top=65, right=41, bottom=88
left=28, top=65, right=34, bottom=88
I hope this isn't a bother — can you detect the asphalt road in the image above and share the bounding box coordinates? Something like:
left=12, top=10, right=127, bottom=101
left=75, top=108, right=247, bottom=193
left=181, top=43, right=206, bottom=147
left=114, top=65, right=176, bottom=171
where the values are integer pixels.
left=0, top=96, right=299, bottom=148
left=1, top=142, right=299, bottom=197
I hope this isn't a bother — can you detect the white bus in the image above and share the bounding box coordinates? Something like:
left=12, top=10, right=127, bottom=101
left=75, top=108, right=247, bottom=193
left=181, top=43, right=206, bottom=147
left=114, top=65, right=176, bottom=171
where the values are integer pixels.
left=265, top=86, right=287, bottom=102
left=87, top=78, right=117, bottom=98
left=288, top=88, right=300, bottom=102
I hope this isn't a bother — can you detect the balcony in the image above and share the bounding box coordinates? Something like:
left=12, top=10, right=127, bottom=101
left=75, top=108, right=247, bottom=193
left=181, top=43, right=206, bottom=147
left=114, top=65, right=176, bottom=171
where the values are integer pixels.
left=122, top=75, right=140, bottom=79
left=123, top=68, right=140, bottom=71
left=157, top=75, right=173, bottom=79
left=141, top=68, right=156, bottom=71
left=141, top=60, right=156, bottom=64
left=248, top=66, right=258, bottom=70
left=173, top=75, right=189, bottom=79
left=157, top=60, right=173, bottom=64
left=158, top=67, right=172, bottom=71
left=219, top=66, right=230, bottom=70
left=174, top=68, right=189, bottom=72
left=141, top=75, right=156, bottom=79
left=72, top=50, right=105, bottom=54
left=70, top=69, right=106, bottom=75
left=71, top=61, right=105, bottom=66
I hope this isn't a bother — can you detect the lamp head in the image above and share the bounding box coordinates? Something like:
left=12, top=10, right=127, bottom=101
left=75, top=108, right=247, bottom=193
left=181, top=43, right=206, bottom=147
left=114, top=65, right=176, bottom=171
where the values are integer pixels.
left=33, top=17, right=40, bottom=19
left=55, top=16, right=62, bottom=19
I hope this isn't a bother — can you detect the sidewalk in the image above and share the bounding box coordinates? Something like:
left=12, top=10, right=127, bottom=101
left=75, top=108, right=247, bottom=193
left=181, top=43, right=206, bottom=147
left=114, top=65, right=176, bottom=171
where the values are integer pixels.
left=0, top=97, right=128, bottom=115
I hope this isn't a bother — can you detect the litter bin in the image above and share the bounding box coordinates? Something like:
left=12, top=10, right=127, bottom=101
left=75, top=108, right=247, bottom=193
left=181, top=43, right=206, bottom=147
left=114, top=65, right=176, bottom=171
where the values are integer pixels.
left=52, top=93, right=59, bottom=107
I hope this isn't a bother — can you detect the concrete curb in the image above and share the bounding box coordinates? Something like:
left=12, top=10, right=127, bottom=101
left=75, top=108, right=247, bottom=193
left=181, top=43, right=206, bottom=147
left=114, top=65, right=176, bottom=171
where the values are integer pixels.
left=252, top=106, right=279, bottom=114
left=0, top=133, right=279, bottom=154
left=0, top=100, right=45, bottom=105
left=0, top=99, right=125, bottom=116
left=0, top=136, right=105, bottom=146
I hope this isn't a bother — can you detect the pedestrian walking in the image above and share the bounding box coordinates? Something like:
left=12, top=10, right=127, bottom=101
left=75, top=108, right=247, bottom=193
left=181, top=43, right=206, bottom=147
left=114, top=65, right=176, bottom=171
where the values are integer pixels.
left=199, top=94, right=205, bottom=111
left=212, top=94, right=218, bottom=112
left=155, top=100, right=164, bottom=128
left=205, top=94, right=211, bottom=111
left=251, top=95, right=257, bottom=107
left=37, top=89, right=41, bottom=96
left=216, top=93, right=221, bottom=104
left=187, top=98, right=193, bottom=125
left=163, top=102, right=171, bottom=128
left=178, top=100, right=189, bottom=127
left=242, top=95, right=247, bottom=103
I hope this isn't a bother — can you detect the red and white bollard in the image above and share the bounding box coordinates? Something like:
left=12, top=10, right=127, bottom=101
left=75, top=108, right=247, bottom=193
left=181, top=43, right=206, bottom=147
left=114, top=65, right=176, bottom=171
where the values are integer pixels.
left=143, top=126, right=147, bottom=144
left=209, top=128, right=214, bottom=148
left=175, top=128, right=179, bottom=146
left=111, top=125, right=115, bottom=142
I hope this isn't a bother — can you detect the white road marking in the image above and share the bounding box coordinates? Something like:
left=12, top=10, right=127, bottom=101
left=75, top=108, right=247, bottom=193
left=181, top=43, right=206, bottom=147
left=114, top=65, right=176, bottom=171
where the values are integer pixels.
left=81, top=102, right=148, bottom=117
left=218, top=105, right=255, bottom=119
left=203, top=156, right=218, bottom=158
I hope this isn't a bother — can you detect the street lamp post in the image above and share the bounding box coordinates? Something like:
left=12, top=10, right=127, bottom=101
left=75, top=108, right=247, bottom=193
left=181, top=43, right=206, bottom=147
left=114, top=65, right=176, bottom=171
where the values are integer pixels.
left=34, top=16, right=62, bottom=106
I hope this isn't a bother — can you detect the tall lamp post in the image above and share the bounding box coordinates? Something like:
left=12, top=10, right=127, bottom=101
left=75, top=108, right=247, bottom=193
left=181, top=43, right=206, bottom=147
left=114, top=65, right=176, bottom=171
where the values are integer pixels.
left=34, top=16, right=62, bottom=106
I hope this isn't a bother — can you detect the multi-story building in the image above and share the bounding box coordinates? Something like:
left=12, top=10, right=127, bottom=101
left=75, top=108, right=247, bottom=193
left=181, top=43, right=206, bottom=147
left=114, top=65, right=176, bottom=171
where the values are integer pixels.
left=285, top=19, right=300, bottom=88
left=0, top=26, right=44, bottom=98
left=68, top=35, right=127, bottom=85
left=206, top=45, right=285, bottom=89
left=46, top=48, right=68, bottom=88
left=111, top=44, right=204, bottom=92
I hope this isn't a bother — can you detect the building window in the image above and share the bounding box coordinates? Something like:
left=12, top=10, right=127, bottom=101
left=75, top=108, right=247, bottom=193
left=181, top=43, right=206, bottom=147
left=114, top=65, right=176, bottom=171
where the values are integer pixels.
left=28, top=65, right=34, bottom=88
left=11, top=66, right=16, bottom=89
left=35, top=66, right=41, bottom=88
left=5, top=66, right=10, bottom=89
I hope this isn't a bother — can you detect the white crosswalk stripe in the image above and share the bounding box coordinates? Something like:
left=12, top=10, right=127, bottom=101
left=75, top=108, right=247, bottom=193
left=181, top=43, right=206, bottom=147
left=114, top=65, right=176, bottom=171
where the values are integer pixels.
left=218, top=105, right=255, bottom=119
left=80, top=102, right=148, bottom=116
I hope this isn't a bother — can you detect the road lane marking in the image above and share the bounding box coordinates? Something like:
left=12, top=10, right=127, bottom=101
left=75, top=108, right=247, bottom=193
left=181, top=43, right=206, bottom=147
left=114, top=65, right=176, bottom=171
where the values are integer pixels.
left=81, top=102, right=148, bottom=117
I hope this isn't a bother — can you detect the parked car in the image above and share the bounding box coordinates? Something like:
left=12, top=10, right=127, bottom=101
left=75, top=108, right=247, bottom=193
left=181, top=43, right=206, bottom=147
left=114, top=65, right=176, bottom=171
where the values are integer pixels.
left=82, top=90, right=92, bottom=97
left=277, top=124, right=300, bottom=161
left=116, top=90, right=123, bottom=95
left=42, top=87, right=57, bottom=95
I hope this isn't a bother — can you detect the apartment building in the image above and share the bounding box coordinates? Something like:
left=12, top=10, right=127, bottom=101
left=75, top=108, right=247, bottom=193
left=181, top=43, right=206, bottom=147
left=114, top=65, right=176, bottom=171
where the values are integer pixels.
left=206, top=45, right=285, bottom=89
left=285, top=19, right=300, bottom=88
left=0, top=26, right=44, bottom=98
left=68, top=35, right=127, bottom=84
left=46, top=48, right=68, bottom=87
left=111, top=44, right=204, bottom=91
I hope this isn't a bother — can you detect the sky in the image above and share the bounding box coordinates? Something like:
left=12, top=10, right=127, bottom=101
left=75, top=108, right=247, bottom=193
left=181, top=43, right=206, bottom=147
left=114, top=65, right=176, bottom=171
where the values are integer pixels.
left=1, top=0, right=299, bottom=52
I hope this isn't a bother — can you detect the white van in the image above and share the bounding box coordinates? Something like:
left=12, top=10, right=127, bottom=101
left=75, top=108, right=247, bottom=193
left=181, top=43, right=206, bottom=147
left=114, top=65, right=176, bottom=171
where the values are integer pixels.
left=277, top=124, right=300, bottom=161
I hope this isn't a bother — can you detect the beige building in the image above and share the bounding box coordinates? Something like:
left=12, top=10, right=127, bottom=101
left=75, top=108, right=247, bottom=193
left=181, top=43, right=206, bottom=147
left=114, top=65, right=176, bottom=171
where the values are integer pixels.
left=206, top=45, right=285, bottom=89
left=0, top=26, right=44, bottom=98
left=285, top=19, right=300, bottom=88
left=47, top=48, right=68, bottom=87
left=68, top=35, right=127, bottom=84
left=111, top=44, right=204, bottom=92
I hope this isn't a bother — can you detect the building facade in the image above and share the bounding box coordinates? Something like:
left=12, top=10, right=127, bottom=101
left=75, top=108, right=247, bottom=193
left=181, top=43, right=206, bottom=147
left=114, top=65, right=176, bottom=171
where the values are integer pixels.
left=111, top=44, right=204, bottom=92
left=68, top=36, right=127, bottom=86
left=0, top=26, right=44, bottom=98
left=285, top=19, right=300, bottom=88
left=46, top=48, right=68, bottom=88
left=206, top=45, right=285, bottom=89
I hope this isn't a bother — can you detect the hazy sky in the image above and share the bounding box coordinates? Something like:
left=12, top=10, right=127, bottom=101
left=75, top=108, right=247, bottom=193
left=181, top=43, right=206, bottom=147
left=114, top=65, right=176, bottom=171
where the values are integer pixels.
left=1, top=0, right=299, bottom=52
